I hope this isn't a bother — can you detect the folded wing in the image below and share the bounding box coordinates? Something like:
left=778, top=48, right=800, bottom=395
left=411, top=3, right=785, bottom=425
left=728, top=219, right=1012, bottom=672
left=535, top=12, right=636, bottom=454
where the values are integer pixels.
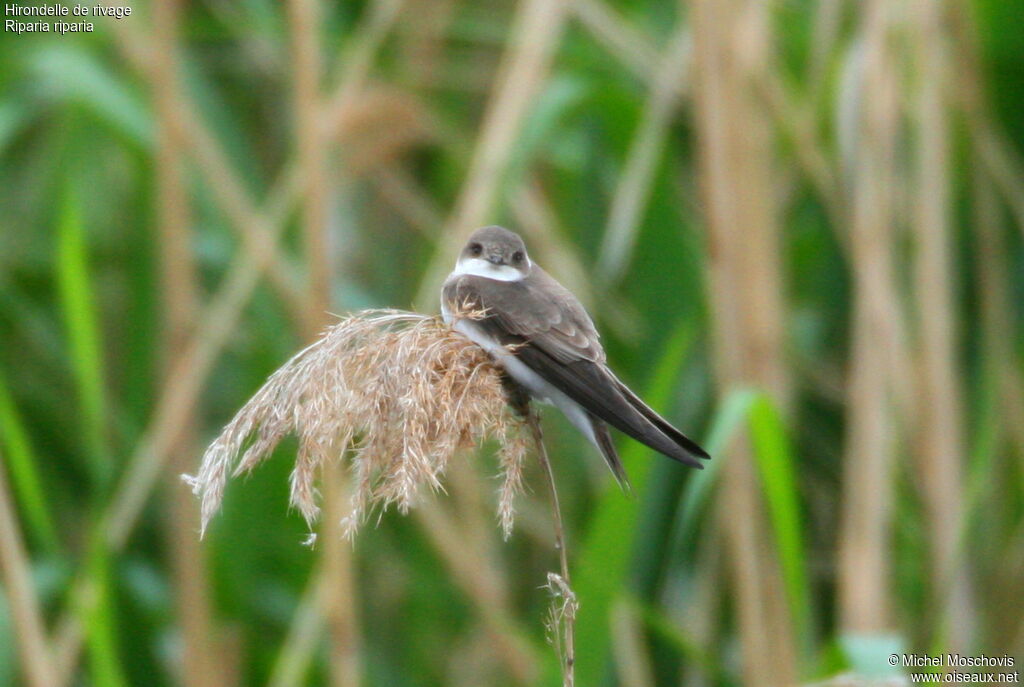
left=443, top=272, right=709, bottom=469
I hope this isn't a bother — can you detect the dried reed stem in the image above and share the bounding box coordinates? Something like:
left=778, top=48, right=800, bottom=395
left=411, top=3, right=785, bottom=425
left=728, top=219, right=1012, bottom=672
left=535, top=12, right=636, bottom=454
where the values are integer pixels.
left=690, top=0, right=797, bottom=682
left=322, top=0, right=405, bottom=122
left=573, top=0, right=660, bottom=80
left=101, top=0, right=306, bottom=321
left=321, top=464, right=361, bottom=687
left=153, top=0, right=221, bottom=683
left=50, top=6, right=401, bottom=678
left=373, top=166, right=444, bottom=237
left=414, top=0, right=570, bottom=310
left=527, top=412, right=577, bottom=687
left=611, top=599, right=655, bottom=687
left=268, top=558, right=335, bottom=687
left=0, top=448, right=58, bottom=687
left=102, top=0, right=410, bottom=334
left=597, top=26, right=690, bottom=282
left=414, top=502, right=537, bottom=684
left=757, top=71, right=846, bottom=236
left=807, top=0, right=844, bottom=101
left=910, top=0, right=973, bottom=649
left=287, top=0, right=361, bottom=681
left=972, top=164, right=1024, bottom=459
left=51, top=194, right=299, bottom=686
left=837, top=0, right=905, bottom=636
left=950, top=2, right=1024, bottom=458
left=397, top=0, right=454, bottom=86
left=290, top=0, right=331, bottom=333
left=577, top=0, right=850, bottom=269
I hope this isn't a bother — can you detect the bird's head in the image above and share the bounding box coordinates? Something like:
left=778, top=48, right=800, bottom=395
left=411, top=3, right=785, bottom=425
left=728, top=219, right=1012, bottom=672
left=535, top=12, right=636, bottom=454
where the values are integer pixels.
left=454, top=226, right=532, bottom=282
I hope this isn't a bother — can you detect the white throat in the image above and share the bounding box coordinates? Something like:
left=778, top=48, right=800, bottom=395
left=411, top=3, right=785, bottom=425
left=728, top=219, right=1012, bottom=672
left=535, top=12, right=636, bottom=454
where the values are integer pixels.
left=450, top=257, right=527, bottom=282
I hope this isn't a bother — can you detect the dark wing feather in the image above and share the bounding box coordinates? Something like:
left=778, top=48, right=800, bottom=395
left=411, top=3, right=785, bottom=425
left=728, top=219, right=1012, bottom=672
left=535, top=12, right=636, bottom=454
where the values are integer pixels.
left=444, top=268, right=604, bottom=363
left=510, top=345, right=706, bottom=468
left=443, top=271, right=708, bottom=468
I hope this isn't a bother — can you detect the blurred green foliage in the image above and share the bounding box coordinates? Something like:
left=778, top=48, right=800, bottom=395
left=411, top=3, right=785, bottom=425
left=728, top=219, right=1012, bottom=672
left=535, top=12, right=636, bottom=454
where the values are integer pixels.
left=0, top=1, right=1022, bottom=686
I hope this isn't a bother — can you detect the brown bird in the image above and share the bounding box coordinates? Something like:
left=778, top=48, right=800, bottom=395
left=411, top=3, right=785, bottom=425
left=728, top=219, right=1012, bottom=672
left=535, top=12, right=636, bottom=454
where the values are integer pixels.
left=441, top=225, right=709, bottom=485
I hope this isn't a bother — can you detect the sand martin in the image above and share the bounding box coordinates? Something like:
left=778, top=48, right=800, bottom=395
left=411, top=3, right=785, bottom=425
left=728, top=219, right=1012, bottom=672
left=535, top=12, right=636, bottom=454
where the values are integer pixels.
left=441, top=225, right=709, bottom=484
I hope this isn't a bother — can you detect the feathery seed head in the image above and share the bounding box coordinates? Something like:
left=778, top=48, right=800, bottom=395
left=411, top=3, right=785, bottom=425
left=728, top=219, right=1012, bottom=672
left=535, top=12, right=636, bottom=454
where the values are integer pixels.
left=183, top=309, right=528, bottom=540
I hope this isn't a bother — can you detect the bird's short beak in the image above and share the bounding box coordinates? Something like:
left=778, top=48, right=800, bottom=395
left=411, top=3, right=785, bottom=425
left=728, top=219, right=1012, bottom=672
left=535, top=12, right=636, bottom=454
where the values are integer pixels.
left=486, top=254, right=504, bottom=266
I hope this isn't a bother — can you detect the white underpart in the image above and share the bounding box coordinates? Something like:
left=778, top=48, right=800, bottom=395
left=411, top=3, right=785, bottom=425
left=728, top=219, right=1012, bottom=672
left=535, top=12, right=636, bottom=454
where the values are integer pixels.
left=442, top=287, right=597, bottom=447
left=449, top=257, right=527, bottom=282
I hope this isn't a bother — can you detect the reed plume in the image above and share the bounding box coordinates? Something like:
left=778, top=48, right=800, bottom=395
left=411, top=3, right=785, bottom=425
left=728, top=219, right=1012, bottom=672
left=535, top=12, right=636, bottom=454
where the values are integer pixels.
left=184, top=309, right=530, bottom=540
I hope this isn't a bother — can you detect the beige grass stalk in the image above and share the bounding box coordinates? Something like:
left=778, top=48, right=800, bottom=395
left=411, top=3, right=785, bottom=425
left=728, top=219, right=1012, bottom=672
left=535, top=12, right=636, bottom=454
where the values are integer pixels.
left=573, top=0, right=660, bottom=79
left=286, top=0, right=362, bottom=681
left=100, top=0, right=409, bottom=333
left=100, top=0, right=305, bottom=321
left=413, top=502, right=537, bottom=684
left=597, top=26, right=691, bottom=283
left=153, top=0, right=221, bottom=683
left=512, top=181, right=594, bottom=312
left=836, top=0, right=904, bottom=637
left=526, top=411, right=577, bottom=687
left=950, top=3, right=1024, bottom=458
left=50, top=4, right=403, bottom=678
left=910, top=0, right=973, bottom=650
left=971, top=165, right=1024, bottom=469
left=372, top=166, right=445, bottom=237
left=611, top=599, right=655, bottom=687
left=690, top=0, right=797, bottom=683
left=50, top=184, right=299, bottom=686
left=290, top=0, right=330, bottom=333
left=268, top=557, right=336, bottom=687
left=414, top=0, right=570, bottom=310
left=0, top=448, right=58, bottom=687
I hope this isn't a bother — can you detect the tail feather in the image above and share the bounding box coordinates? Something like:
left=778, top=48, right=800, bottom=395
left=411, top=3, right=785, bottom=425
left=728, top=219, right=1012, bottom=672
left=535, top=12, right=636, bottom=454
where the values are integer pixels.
left=613, top=378, right=710, bottom=460
left=590, top=416, right=631, bottom=490
left=507, top=342, right=709, bottom=470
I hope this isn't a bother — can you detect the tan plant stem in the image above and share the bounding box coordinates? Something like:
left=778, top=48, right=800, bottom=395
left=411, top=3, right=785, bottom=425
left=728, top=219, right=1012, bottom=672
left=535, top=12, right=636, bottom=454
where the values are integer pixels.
left=949, top=1, right=1024, bottom=457
left=910, top=0, right=973, bottom=649
left=526, top=410, right=575, bottom=687
left=52, top=193, right=294, bottom=687
left=512, top=181, right=593, bottom=312
left=573, top=0, right=659, bottom=81
left=101, top=0, right=304, bottom=320
left=287, top=0, right=362, bottom=681
left=268, top=558, right=334, bottom=687
left=101, top=0, right=406, bottom=333
left=837, top=0, right=905, bottom=637
left=690, top=0, right=797, bottom=683
left=414, top=503, right=537, bottom=685
left=321, top=466, right=361, bottom=687
left=577, top=1, right=850, bottom=262
left=290, top=0, right=331, bottom=335
left=510, top=177, right=641, bottom=341
left=270, top=459, right=539, bottom=685
left=414, top=0, right=570, bottom=310
left=153, top=0, right=221, bottom=682
left=611, top=598, right=655, bottom=687
left=597, top=25, right=690, bottom=282
left=0, top=448, right=58, bottom=687
left=49, top=1, right=402, bottom=675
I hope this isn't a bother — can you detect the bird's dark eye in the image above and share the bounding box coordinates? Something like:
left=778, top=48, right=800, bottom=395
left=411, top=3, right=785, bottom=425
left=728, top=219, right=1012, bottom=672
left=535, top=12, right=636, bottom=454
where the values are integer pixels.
left=512, top=251, right=524, bottom=263
left=469, top=243, right=482, bottom=256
